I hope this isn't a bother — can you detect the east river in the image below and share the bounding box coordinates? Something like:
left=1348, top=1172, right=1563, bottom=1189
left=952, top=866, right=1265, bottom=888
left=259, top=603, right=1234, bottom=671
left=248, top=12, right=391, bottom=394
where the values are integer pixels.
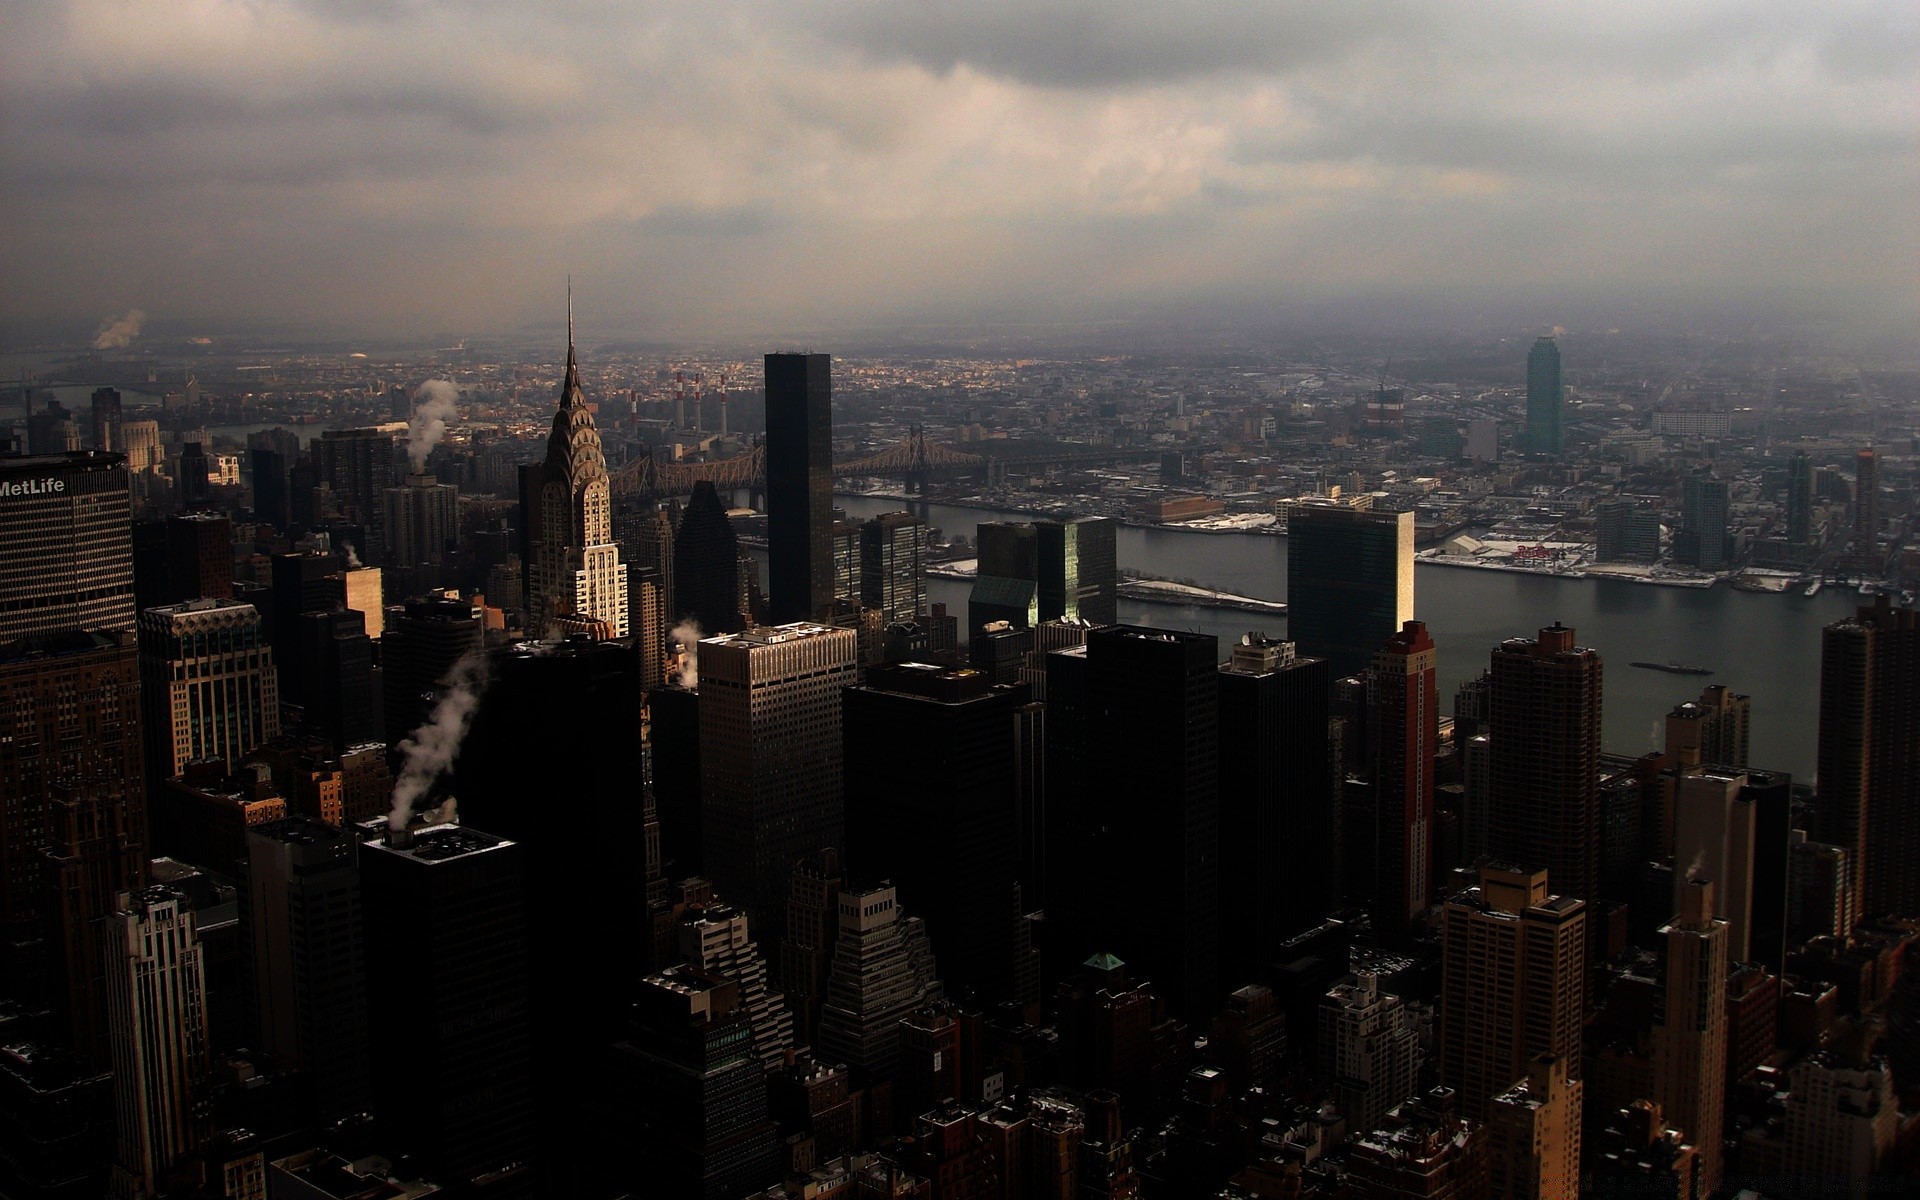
left=831, top=495, right=1862, bottom=784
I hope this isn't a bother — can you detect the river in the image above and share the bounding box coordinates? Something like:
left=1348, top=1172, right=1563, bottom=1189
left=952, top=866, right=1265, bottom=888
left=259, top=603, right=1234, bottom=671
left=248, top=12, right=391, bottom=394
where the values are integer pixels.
left=828, top=494, right=1859, bottom=783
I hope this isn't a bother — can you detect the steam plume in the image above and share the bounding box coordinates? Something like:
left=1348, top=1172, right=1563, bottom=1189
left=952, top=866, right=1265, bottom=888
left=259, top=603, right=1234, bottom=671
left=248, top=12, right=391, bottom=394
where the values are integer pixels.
left=1649, top=719, right=1663, bottom=751
left=92, top=309, right=146, bottom=350
left=342, top=542, right=363, bottom=570
left=389, top=650, right=489, bottom=831
left=671, top=620, right=703, bottom=688
left=407, top=380, right=459, bottom=471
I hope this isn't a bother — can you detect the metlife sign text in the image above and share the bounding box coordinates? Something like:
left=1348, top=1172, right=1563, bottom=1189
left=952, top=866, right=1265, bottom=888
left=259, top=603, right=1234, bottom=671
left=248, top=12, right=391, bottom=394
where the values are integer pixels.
left=0, top=477, right=67, bottom=498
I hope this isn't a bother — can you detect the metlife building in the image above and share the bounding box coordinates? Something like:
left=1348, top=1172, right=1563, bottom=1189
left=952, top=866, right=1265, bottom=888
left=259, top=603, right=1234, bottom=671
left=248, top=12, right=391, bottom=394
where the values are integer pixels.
left=0, top=452, right=135, bottom=639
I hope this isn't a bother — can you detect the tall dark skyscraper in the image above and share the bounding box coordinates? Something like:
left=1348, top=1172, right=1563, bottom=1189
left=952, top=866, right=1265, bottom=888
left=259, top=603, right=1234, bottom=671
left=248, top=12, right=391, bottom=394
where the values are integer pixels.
left=1216, top=635, right=1330, bottom=963
left=843, top=662, right=1032, bottom=998
left=1037, top=517, right=1119, bottom=627
left=1786, top=451, right=1814, bottom=546
left=380, top=592, right=485, bottom=744
left=1370, top=620, right=1437, bottom=937
left=1853, top=447, right=1880, bottom=566
left=765, top=352, right=833, bottom=624
left=674, top=480, right=745, bottom=635
left=859, top=511, right=929, bottom=626
left=1488, top=624, right=1603, bottom=911
left=1286, top=503, right=1414, bottom=681
left=89, top=387, right=123, bottom=452
left=1817, top=597, right=1918, bottom=920
left=1047, top=626, right=1218, bottom=1018
left=1678, top=474, right=1731, bottom=571
left=250, top=447, right=289, bottom=530
left=311, top=429, right=394, bottom=564
left=0, top=452, right=135, bottom=640
left=293, top=607, right=379, bottom=751
left=1526, top=335, right=1563, bottom=456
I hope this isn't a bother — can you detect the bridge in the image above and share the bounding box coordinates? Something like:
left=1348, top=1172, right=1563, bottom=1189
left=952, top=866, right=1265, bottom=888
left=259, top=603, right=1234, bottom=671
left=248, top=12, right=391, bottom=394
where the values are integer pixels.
left=611, top=426, right=985, bottom=500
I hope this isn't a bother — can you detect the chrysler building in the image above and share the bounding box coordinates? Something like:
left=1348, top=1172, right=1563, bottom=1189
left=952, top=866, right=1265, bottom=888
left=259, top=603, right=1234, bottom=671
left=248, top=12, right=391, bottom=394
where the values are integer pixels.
left=529, top=296, right=629, bottom=639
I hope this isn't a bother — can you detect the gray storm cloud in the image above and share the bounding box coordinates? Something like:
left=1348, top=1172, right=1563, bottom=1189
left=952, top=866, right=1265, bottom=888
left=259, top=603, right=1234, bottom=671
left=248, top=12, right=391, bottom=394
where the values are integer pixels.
left=389, top=649, right=489, bottom=832
left=91, top=309, right=145, bottom=350
left=408, top=380, right=459, bottom=472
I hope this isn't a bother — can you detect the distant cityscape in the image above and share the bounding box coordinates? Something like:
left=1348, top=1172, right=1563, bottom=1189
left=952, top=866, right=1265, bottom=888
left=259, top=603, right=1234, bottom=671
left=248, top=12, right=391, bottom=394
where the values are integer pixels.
left=0, top=319, right=1915, bottom=1199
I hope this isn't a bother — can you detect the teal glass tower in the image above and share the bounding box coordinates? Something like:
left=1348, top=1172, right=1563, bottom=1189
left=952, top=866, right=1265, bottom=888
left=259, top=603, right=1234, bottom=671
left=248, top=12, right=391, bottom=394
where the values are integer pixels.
left=1526, top=336, right=1563, bottom=456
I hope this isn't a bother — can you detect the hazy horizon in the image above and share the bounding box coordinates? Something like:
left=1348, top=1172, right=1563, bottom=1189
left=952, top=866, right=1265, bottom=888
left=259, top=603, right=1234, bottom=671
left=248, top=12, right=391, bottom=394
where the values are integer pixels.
left=4, top=3, right=1915, bottom=349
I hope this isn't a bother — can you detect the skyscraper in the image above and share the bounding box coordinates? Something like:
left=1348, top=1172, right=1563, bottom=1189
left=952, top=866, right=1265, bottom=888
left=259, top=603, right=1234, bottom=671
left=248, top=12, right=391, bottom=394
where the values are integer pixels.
left=859, top=511, right=929, bottom=627
left=1817, top=596, right=1920, bottom=920
left=1854, top=447, right=1879, bottom=564
left=527, top=309, right=628, bottom=640
left=90, top=387, right=123, bottom=452
left=677, top=900, right=796, bottom=1072
left=814, top=884, right=943, bottom=1081
left=1487, top=1055, right=1582, bottom=1200
left=104, top=885, right=211, bottom=1198
left=1678, top=474, right=1731, bottom=570
left=1046, top=626, right=1219, bottom=1018
left=1439, top=865, right=1586, bottom=1117
left=1594, top=498, right=1660, bottom=563
left=1665, top=683, right=1750, bottom=768
left=1285, top=504, right=1414, bottom=681
left=699, top=622, right=858, bottom=936
left=1786, top=451, right=1814, bottom=546
left=1370, top=620, right=1437, bottom=936
left=382, top=472, right=459, bottom=575
left=137, top=599, right=281, bottom=781
left=310, top=429, right=394, bottom=564
left=293, top=608, right=378, bottom=751
left=1216, top=635, right=1331, bottom=960
left=162, top=512, right=233, bottom=603
left=0, top=452, right=135, bottom=640
left=379, top=592, right=484, bottom=744
left=673, top=480, right=744, bottom=635
left=1320, top=972, right=1423, bottom=1136
left=1653, top=877, right=1728, bottom=1196
left=765, top=352, right=834, bottom=624
left=1037, top=516, right=1119, bottom=627
left=1670, top=772, right=1757, bottom=962
left=1525, top=336, right=1563, bottom=457
left=250, top=447, right=289, bottom=531
left=1487, top=624, right=1603, bottom=911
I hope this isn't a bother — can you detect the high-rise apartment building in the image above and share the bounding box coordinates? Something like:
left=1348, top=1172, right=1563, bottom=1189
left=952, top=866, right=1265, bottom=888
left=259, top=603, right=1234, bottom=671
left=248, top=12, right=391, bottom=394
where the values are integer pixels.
left=815, top=884, right=943, bottom=1081
left=1487, top=1054, right=1582, bottom=1200
left=1786, top=451, right=1814, bottom=546
left=1678, top=475, right=1731, bottom=571
left=1653, top=877, right=1728, bottom=1196
left=1665, top=683, right=1750, bottom=768
left=1286, top=503, right=1414, bottom=681
left=242, top=818, right=370, bottom=1123
left=843, top=662, right=1031, bottom=998
left=1853, top=447, right=1879, bottom=564
left=1670, top=772, right=1758, bottom=961
left=765, top=352, right=834, bottom=624
left=138, top=599, right=281, bottom=781
left=1525, top=336, right=1563, bottom=456
left=1439, top=865, right=1586, bottom=1117
left=1594, top=498, right=1660, bottom=563
left=104, top=885, right=211, bottom=1198
left=859, top=511, right=929, bottom=626
left=673, top=480, right=744, bottom=635
left=1817, top=596, right=1920, bottom=919
left=0, top=452, right=135, bottom=639
left=1780, top=1046, right=1899, bottom=1183
left=361, top=824, right=532, bottom=1188
left=1488, top=624, right=1603, bottom=910
left=1046, top=626, right=1219, bottom=1018
left=1217, top=635, right=1331, bottom=959
left=310, top=429, right=394, bottom=564
left=382, top=472, right=458, bottom=574
left=1320, top=972, right=1423, bottom=1136
left=1370, top=620, right=1437, bottom=936
left=527, top=315, right=628, bottom=639
left=699, top=623, right=858, bottom=935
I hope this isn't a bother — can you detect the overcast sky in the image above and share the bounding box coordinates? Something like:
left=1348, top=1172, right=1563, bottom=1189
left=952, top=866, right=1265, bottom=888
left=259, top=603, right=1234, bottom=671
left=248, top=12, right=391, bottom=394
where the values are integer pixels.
left=2, top=1, right=1914, bottom=345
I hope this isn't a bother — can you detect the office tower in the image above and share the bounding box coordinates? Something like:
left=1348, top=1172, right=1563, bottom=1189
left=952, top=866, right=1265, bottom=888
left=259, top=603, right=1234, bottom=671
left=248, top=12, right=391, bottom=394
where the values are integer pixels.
left=138, top=599, right=280, bottom=781
left=0, top=452, right=135, bottom=639
left=673, top=480, right=744, bottom=634
left=104, top=885, right=211, bottom=1198
left=1665, top=683, right=1750, bottom=768
left=1676, top=474, right=1731, bottom=570
left=119, top=421, right=160, bottom=476
left=1787, top=829, right=1851, bottom=944
left=1670, top=772, right=1757, bottom=961
left=781, top=847, right=843, bottom=1044
left=293, top=608, right=378, bottom=750
left=970, top=622, right=1032, bottom=684
left=1595, top=497, right=1660, bottom=563
left=1525, top=335, right=1563, bottom=456
left=970, top=522, right=1040, bottom=640
left=0, top=630, right=146, bottom=1052
left=310, top=429, right=393, bottom=564
left=339, top=564, right=383, bottom=639
left=815, top=884, right=943, bottom=1080
left=90, top=387, right=123, bottom=451
left=380, top=593, right=484, bottom=744
left=250, top=448, right=288, bottom=530
left=1038, top=516, right=1118, bottom=626
left=1370, top=620, right=1437, bottom=936
left=1653, top=877, right=1728, bottom=1196
left=625, top=506, right=677, bottom=650
left=828, top=517, right=861, bottom=614
left=1486, top=1055, right=1581, bottom=1200
left=361, top=825, right=532, bottom=1187
left=1439, top=865, right=1586, bottom=1116
left=1487, top=624, right=1603, bottom=910
left=631, top=565, right=667, bottom=688
left=1319, top=973, right=1422, bottom=1136
left=860, top=511, right=929, bottom=626
left=269, top=550, right=341, bottom=703
left=175, top=442, right=212, bottom=509
left=765, top=352, right=834, bottom=624
left=382, top=472, right=458, bottom=575
left=527, top=317, right=628, bottom=640
left=612, top=966, right=780, bottom=1200
left=1786, top=451, right=1814, bottom=546
left=843, top=662, right=1031, bottom=998
left=163, top=512, right=233, bottom=602
left=1286, top=504, right=1414, bottom=681
left=1217, top=635, right=1332, bottom=960
left=698, top=622, right=857, bottom=935
left=677, top=900, right=795, bottom=1071
left=241, top=818, right=370, bottom=1122
left=27, top=402, right=82, bottom=455
left=650, top=683, right=702, bottom=876
left=1046, top=626, right=1219, bottom=1018
left=1817, top=597, right=1920, bottom=919
left=1854, top=447, right=1879, bottom=562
